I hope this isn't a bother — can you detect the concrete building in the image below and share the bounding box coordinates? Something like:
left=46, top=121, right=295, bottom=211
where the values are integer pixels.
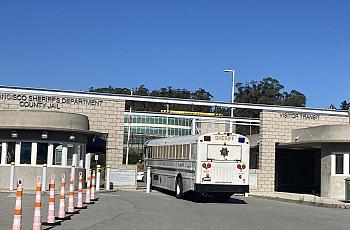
left=0, top=85, right=350, bottom=199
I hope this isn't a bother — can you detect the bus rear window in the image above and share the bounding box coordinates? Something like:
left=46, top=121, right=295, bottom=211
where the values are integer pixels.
left=207, top=144, right=242, bottom=161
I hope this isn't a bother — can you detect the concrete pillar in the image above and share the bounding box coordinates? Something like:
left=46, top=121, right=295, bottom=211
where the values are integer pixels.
left=42, top=164, right=47, bottom=191
left=73, top=144, right=79, bottom=167
left=70, top=165, right=76, bottom=180
left=96, top=165, right=101, bottom=191
left=85, top=153, right=91, bottom=170
left=9, top=162, right=15, bottom=190
left=14, top=142, right=20, bottom=165
left=72, top=154, right=78, bottom=167
left=31, top=142, right=38, bottom=165
left=47, top=144, right=54, bottom=166
left=1, top=142, right=6, bottom=165
left=62, top=146, right=68, bottom=167
left=106, top=165, right=111, bottom=191
left=79, top=145, right=85, bottom=167
left=146, top=166, right=151, bottom=193
left=191, top=118, right=196, bottom=135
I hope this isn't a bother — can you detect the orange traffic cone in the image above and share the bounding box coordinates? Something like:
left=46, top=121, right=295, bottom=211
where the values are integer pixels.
left=32, top=177, right=42, bottom=230
left=91, top=170, right=98, bottom=201
left=76, top=172, right=87, bottom=209
left=84, top=174, right=93, bottom=204
left=66, top=176, right=79, bottom=214
left=56, top=174, right=71, bottom=220
left=12, top=178, right=24, bottom=230
left=42, top=175, right=61, bottom=226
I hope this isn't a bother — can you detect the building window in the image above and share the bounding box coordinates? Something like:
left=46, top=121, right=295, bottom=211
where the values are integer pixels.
left=36, top=143, right=48, bottom=165
left=53, top=144, right=62, bottom=165
left=335, top=154, right=344, bottom=174
left=6, top=142, right=15, bottom=164
left=20, top=142, right=32, bottom=164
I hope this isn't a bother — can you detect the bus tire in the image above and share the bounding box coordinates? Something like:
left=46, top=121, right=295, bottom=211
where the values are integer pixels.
left=175, top=177, right=184, bottom=199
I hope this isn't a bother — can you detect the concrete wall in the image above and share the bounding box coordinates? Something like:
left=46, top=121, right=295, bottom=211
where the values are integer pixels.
left=292, top=125, right=350, bottom=143
left=0, top=165, right=85, bottom=190
left=255, top=111, right=348, bottom=194
left=0, top=91, right=125, bottom=169
left=197, top=122, right=229, bottom=134
left=0, top=110, right=89, bottom=131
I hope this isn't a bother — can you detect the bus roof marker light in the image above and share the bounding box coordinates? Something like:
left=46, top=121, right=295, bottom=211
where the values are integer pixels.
left=238, top=137, right=245, bottom=143
left=203, top=136, right=211, bottom=141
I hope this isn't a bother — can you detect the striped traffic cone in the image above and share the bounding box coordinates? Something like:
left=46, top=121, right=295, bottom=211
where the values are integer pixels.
left=42, top=175, right=61, bottom=226
left=32, top=177, right=42, bottom=230
left=76, top=172, right=87, bottom=209
left=56, top=174, right=71, bottom=220
left=84, top=174, right=93, bottom=204
left=66, top=176, right=79, bottom=214
left=12, top=178, right=23, bottom=230
left=91, top=170, right=98, bottom=201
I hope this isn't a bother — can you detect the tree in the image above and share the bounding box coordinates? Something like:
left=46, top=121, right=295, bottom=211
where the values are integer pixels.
left=89, top=85, right=213, bottom=112
left=340, top=100, right=350, bottom=110
left=327, top=104, right=337, bottom=110
left=234, top=77, right=307, bottom=118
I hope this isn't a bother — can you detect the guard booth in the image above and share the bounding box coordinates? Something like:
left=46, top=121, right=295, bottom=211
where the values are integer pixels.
left=0, top=110, right=102, bottom=190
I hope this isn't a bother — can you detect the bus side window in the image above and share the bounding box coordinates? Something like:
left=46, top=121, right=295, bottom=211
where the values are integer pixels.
left=180, top=145, right=185, bottom=159
left=185, top=144, right=190, bottom=159
left=176, top=145, right=181, bottom=159
left=171, top=145, right=175, bottom=159
left=149, top=147, right=152, bottom=158
left=156, top=146, right=160, bottom=158
left=162, top=146, right=166, bottom=159
left=190, top=144, right=197, bottom=160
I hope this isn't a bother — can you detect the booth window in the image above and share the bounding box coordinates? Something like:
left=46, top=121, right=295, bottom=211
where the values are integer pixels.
left=335, top=154, right=344, bottom=174
left=20, top=142, right=32, bottom=164
left=67, top=144, right=75, bottom=166
left=6, top=142, right=15, bottom=164
left=249, top=148, right=259, bottom=169
left=36, top=143, right=48, bottom=165
left=53, top=144, right=62, bottom=165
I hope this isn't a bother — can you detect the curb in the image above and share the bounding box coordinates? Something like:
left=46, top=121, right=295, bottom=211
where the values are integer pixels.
left=250, top=195, right=350, bottom=209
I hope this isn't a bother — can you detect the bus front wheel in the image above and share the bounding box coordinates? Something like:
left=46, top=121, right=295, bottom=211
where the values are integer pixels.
left=175, top=177, right=184, bottom=199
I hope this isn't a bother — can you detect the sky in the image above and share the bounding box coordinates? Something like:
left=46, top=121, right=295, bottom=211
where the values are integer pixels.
left=0, top=1, right=349, bottom=109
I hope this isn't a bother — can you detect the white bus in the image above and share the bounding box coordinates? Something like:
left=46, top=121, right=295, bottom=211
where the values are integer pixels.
left=145, top=132, right=250, bottom=199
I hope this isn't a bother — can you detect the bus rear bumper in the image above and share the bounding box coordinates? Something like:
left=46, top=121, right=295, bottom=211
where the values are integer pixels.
left=194, top=184, right=249, bottom=194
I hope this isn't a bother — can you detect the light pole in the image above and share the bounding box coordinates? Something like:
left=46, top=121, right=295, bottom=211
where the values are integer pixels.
left=224, top=69, right=235, bottom=133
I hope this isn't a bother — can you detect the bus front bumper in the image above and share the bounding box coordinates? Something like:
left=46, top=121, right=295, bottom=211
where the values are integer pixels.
left=194, top=184, right=249, bottom=194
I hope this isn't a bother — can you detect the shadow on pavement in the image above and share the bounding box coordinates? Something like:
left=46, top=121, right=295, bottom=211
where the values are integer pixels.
left=152, top=188, right=247, bottom=204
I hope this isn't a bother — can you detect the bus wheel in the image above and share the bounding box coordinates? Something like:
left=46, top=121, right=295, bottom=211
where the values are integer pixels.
left=175, top=177, right=184, bottom=199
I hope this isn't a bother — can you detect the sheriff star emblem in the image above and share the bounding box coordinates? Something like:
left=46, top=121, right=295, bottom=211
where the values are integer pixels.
left=220, top=147, right=229, bottom=157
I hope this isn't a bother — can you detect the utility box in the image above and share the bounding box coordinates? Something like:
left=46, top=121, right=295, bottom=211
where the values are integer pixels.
left=345, top=178, right=350, bottom=202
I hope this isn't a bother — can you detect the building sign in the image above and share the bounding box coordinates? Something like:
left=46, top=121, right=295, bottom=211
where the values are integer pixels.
left=110, top=169, right=136, bottom=186
left=279, top=112, right=320, bottom=120
left=0, top=93, right=103, bottom=110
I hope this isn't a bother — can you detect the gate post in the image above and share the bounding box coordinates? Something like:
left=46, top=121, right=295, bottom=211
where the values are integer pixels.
left=146, top=166, right=151, bottom=193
